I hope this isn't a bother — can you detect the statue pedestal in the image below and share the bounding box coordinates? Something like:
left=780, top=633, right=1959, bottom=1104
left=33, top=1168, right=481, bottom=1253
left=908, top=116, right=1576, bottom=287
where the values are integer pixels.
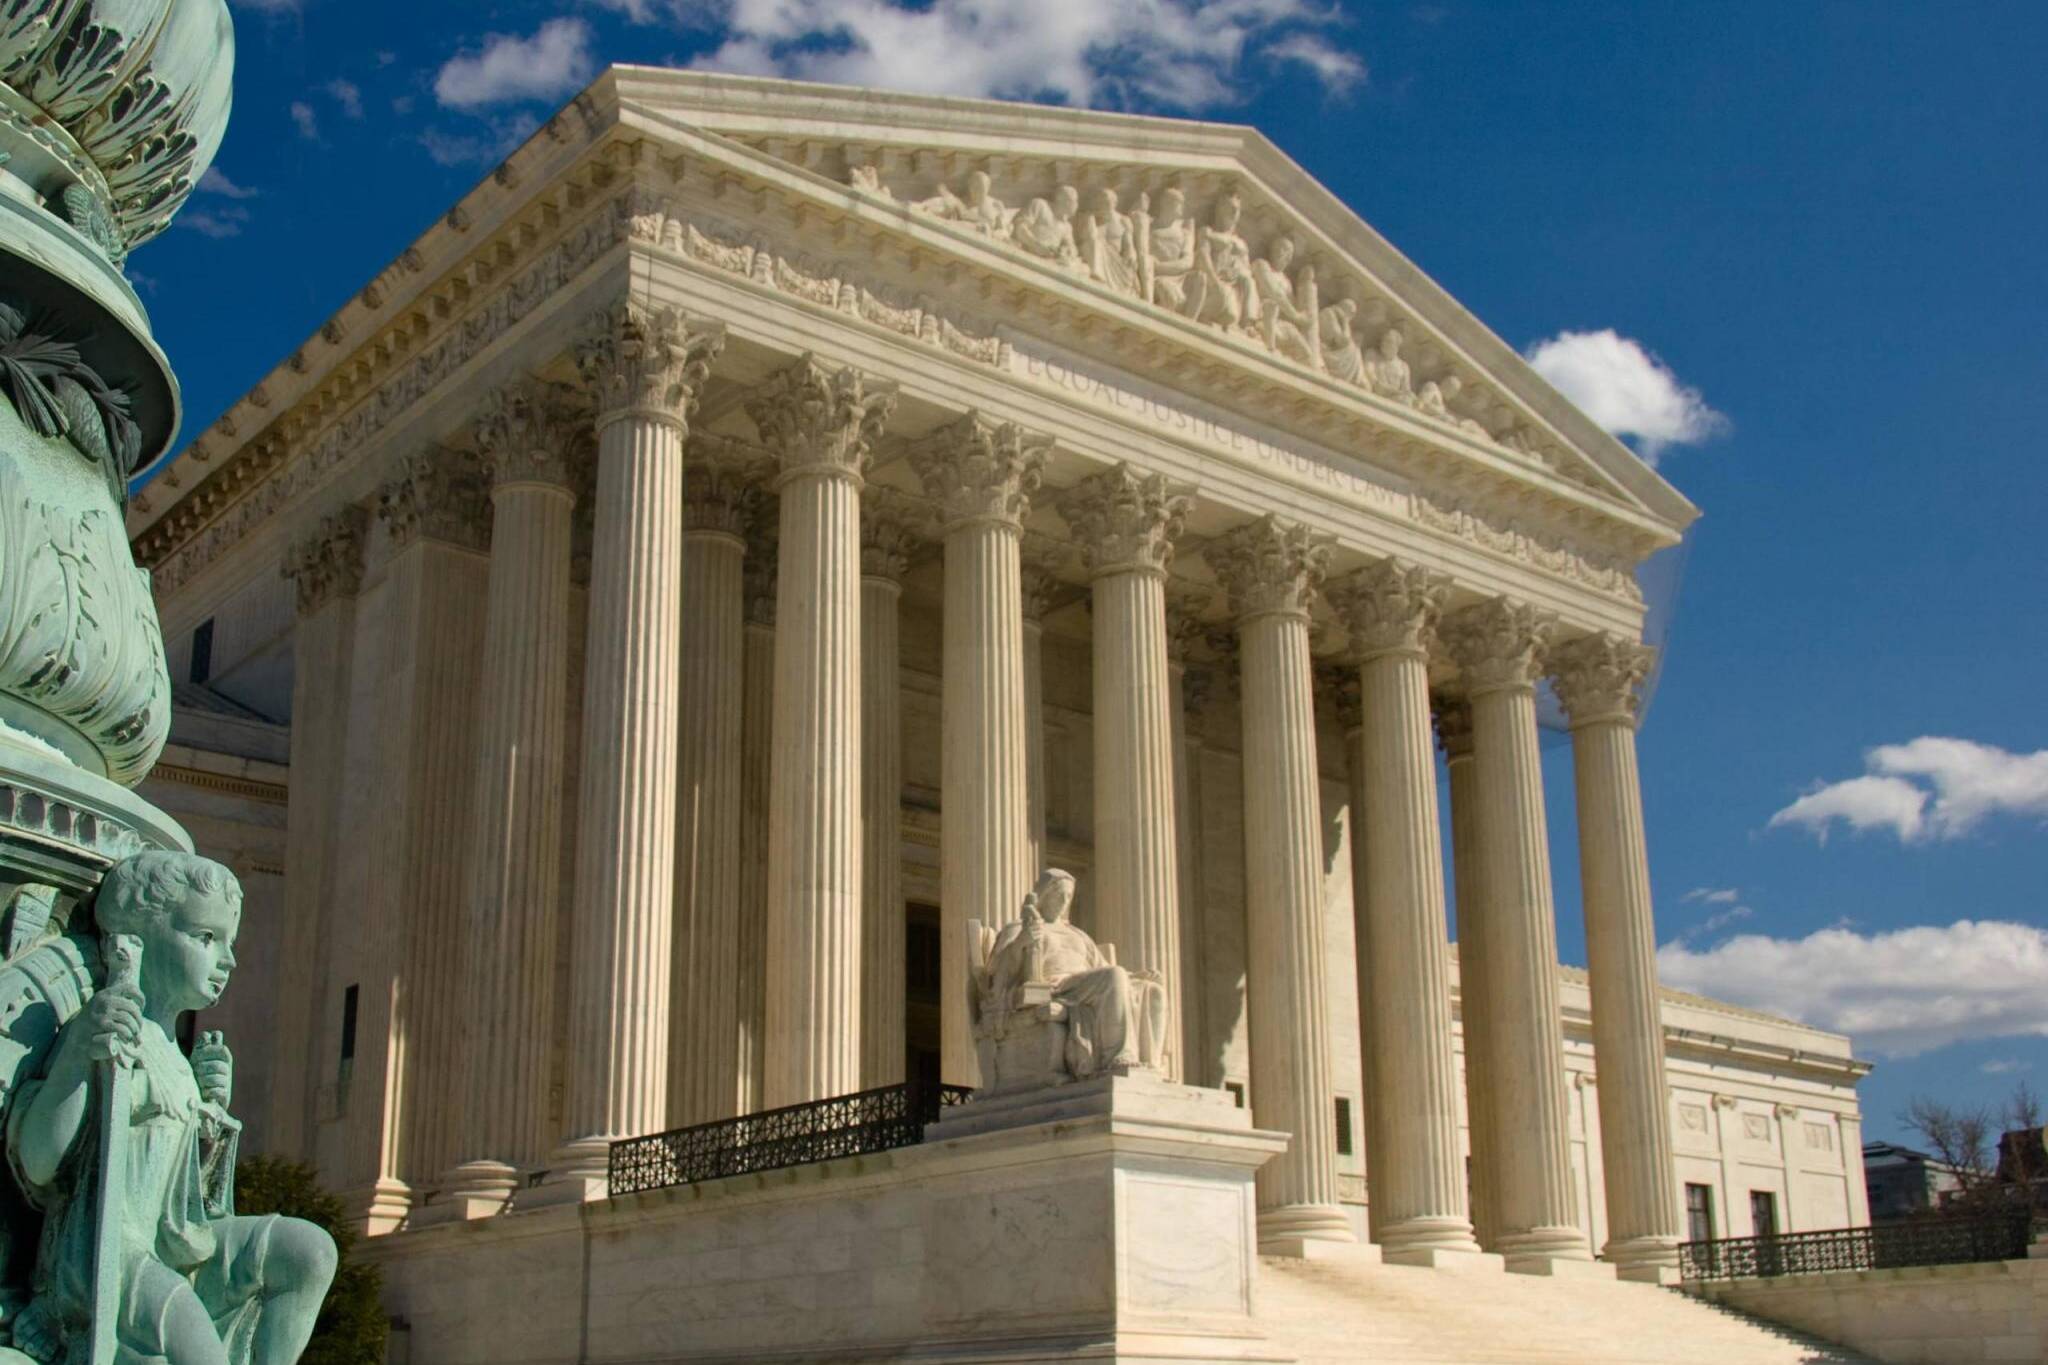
left=369, top=1071, right=1294, bottom=1363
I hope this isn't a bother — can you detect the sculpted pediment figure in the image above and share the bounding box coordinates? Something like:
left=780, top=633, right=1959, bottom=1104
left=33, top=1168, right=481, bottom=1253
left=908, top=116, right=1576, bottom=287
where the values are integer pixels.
left=966, top=869, right=1169, bottom=1094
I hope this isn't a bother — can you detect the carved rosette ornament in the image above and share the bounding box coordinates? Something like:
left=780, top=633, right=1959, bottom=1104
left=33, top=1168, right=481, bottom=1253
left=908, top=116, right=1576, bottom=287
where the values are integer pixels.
left=745, top=356, right=896, bottom=484
left=907, top=411, right=1052, bottom=531
left=376, top=448, right=491, bottom=553
left=281, top=506, right=369, bottom=617
left=1055, top=464, right=1192, bottom=579
left=576, top=300, right=725, bottom=432
left=1325, top=558, right=1449, bottom=664
left=1440, top=597, right=1556, bottom=695
left=1549, top=633, right=1657, bottom=729
left=1204, top=514, right=1330, bottom=623
left=471, top=377, right=587, bottom=493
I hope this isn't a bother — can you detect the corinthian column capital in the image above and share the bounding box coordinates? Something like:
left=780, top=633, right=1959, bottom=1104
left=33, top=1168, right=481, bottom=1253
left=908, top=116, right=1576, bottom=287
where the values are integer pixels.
left=859, top=493, right=924, bottom=584
left=283, top=505, right=369, bottom=615
left=1019, top=534, right=1072, bottom=623
left=908, top=410, right=1052, bottom=531
left=473, top=377, right=587, bottom=493
left=745, top=354, right=897, bottom=485
left=1055, top=464, right=1193, bottom=578
left=377, top=447, right=490, bottom=553
left=576, top=299, right=724, bottom=432
left=1163, top=581, right=1213, bottom=664
left=682, top=443, right=765, bottom=539
left=1326, top=559, right=1450, bottom=663
left=1441, top=597, right=1556, bottom=694
left=1205, top=514, right=1330, bottom=623
left=1549, top=633, right=1657, bottom=729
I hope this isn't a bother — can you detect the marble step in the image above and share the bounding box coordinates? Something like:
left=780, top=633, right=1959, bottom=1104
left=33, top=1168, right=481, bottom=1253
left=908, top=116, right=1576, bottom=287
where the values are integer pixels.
left=1253, top=1250, right=1880, bottom=1365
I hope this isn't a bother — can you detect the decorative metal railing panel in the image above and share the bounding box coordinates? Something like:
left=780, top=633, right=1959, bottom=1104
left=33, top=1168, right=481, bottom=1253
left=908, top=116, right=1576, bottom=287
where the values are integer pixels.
left=608, top=1081, right=973, bottom=1197
left=1679, top=1209, right=2034, bottom=1282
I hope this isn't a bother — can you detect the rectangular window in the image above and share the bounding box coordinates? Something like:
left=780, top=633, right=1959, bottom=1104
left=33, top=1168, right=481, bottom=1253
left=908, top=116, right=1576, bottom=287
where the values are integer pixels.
left=1685, top=1183, right=1715, bottom=1243
left=1335, top=1097, right=1354, bottom=1156
left=1225, top=1080, right=1247, bottom=1109
left=1750, top=1189, right=1779, bottom=1236
left=189, top=618, right=214, bottom=685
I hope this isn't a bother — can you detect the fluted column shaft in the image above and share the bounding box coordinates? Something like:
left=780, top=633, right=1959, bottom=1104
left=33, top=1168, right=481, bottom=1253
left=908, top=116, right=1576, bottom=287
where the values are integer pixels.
left=1061, top=466, right=1190, bottom=1080
left=1444, top=599, right=1590, bottom=1268
left=912, top=414, right=1047, bottom=1088
left=438, top=381, right=581, bottom=1213
left=1337, top=701, right=1386, bottom=1240
left=671, top=472, right=750, bottom=1126
left=1555, top=635, right=1681, bottom=1277
left=736, top=586, right=776, bottom=1114
left=1020, top=550, right=1061, bottom=875
left=1209, top=516, right=1355, bottom=1250
left=276, top=509, right=368, bottom=1165
left=553, top=303, right=720, bottom=1186
left=859, top=508, right=915, bottom=1087
left=749, top=360, right=895, bottom=1107
left=1165, top=589, right=1211, bottom=1085
left=1440, top=702, right=1501, bottom=1252
left=1333, top=564, right=1479, bottom=1258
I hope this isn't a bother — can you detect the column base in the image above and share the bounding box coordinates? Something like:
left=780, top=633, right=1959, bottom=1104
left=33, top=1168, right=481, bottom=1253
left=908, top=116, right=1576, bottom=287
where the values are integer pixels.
left=1615, top=1263, right=1683, bottom=1286
left=343, top=1178, right=414, bottom=1237
left=1257, top=1202, right=1359, bottom=1256
left=1378, top=1214, right=1484, bottom=1259
left=1603, top=1232, right=1681, bottom=1279
left=1384, top=1246, right=1505, bottom=1273
left=1499, top=1225, right=1600, bottom=1277
left=522, top=1136, right=612, bottom=1206
left=411, top=1160, right=522, bottom=1225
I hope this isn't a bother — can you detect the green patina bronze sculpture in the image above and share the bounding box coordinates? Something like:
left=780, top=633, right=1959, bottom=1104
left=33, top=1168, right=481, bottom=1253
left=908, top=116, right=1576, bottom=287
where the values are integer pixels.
left=0, top=5, right=336, bottom=1362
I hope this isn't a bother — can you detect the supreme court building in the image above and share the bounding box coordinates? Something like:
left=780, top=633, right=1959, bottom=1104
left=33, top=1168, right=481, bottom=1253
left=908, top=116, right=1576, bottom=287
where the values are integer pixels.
left=126, top=68, right=1870, bottom=1357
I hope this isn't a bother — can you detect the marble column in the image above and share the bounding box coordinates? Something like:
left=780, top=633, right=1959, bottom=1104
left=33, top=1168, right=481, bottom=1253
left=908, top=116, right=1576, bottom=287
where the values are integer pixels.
left=1328, top=668, right=1385, bottom=1240
left=1437, top=697, right=1501, bottom=1253
left=746, top=357, right=896, bottom=1107
left=909, top=412, right=1049, bottom=1088
left=669, top=452, right=758, bottom=1127
left=439, top=378, right=582, bottom=1216
left=859, top=500, right=918, bottom=1088
left=1552, top=632, right=1682, bottom=1281
left=1019, top=537, right=1066, bottom=872
left=367, top=448, right=492, bottom=1226
left=1329, top=562, right=1481, bottom=1262
left=275, top=508, right=368, bottom=1165
left=736, top=511, right=777, bottom=1114
left=1207, top=515, right=1355, bottom=1252
left=1441, top=598, right=1591, bottom=1271
left=548, top=301, right=722, bottom=1193
left=1057, top=465, right=1190, bottom=1079
left=1165, top=584, right=1212, bottom=1084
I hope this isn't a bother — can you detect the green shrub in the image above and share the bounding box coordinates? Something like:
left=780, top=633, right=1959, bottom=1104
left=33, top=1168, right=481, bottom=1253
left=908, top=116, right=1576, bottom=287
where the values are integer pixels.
left=234, top=1156, right=389, bottom=1365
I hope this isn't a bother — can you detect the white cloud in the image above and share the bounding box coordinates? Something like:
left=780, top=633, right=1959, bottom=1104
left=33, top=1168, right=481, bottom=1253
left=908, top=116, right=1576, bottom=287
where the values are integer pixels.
left=1982, top=1059, right=2031, bottom=1075
left=289, top=100, right=318, bottom=140
left=1770, top=738, right=2048, bottom=844
left=327, top=78, right=365, bottom=120
left=177, top=205, right=251, bottom=239
left=646, top=0, right=1362, bottom=110
left=435, top=18, right=597, bottom=110
left=1683, top=887, right=1741, bottom=905
left=197, top=168, right=257, bottom=199
left=1524, top=328, right=1726, bottom=464
left=417, top=115, right=543, bottom=168
left=1657, top=920, right=2048, bottom=1059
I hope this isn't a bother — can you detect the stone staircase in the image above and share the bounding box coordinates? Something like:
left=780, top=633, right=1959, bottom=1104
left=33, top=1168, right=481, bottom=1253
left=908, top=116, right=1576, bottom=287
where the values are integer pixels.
left=1252, top=1250, right=1880, bottom=1364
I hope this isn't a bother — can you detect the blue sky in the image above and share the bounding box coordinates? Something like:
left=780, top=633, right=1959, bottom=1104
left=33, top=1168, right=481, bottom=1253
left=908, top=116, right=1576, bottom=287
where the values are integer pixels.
left=141, top=2, right=2048, bottom=1144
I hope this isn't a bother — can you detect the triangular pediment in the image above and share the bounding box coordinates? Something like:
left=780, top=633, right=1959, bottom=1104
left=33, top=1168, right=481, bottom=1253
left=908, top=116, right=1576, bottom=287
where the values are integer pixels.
left=610, top=68, right=1697, bottom=538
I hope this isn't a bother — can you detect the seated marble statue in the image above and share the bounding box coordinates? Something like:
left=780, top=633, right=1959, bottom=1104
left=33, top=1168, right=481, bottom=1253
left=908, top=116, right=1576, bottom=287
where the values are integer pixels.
left=968, top=869, right=1169, bottom=1092
left=3, top=852, right=334, bottom=1365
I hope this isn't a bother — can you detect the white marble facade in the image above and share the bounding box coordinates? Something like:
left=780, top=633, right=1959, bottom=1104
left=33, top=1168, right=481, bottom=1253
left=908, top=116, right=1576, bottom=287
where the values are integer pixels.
left=130, top=69, right=1868, bottom=1281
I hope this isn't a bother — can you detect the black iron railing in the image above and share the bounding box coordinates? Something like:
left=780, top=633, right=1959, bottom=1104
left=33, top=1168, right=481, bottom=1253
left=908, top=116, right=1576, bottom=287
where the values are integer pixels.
left=1679, top=1209, right=2034, bottom=1283
left=607, top=1081, right=973, bottom=1197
